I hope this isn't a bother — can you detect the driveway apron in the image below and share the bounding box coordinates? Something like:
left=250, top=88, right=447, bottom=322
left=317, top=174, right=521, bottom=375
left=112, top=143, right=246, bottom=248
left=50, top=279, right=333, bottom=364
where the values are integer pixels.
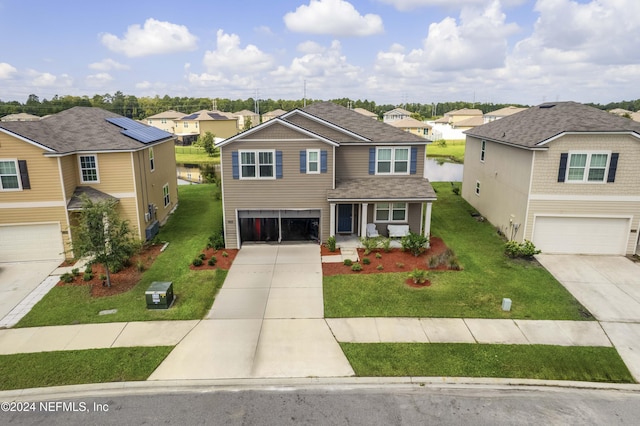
left=148, top=244, right=354, bottom=380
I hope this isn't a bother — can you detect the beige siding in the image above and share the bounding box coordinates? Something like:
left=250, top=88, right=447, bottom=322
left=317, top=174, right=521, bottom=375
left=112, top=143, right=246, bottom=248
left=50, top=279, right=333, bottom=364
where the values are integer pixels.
left=525, top=199, right=640, bottom=254
left=286, top=115, right=354, bottom=141
left=462, top=137, right=533, bottom=240
left=336, top=145, right=425, bottom=180
left=79, top=152, right=135, bottom=193
left=199, top=120, right=239, bottom=139
left=220, top=137, right=334, bottom=249
left=245, top=124, right=313, bottom=140
left=59, top=155, right=78, bottom=199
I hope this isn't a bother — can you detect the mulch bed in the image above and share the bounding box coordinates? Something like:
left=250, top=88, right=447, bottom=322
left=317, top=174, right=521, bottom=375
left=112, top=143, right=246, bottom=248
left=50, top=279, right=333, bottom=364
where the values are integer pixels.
left=189, top=248, right=239, bottom=271
left=56, top=244, right=164, bottom=297
left=320, top=245, right=341, bottom=256
left=321, top=236, right=456, bottom=276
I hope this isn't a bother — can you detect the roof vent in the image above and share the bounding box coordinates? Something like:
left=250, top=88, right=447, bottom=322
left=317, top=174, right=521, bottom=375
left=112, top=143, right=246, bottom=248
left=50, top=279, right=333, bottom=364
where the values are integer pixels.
left=539, top=104, right=556, bottom=109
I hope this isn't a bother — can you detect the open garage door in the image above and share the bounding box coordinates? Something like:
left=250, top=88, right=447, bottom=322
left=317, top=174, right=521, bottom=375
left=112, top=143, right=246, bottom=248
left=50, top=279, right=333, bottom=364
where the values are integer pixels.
left=238, top=209, right=320, bottom=245
left=0, top=223, right=65, bottom=262
left=532, top=216, right=629, bottom=255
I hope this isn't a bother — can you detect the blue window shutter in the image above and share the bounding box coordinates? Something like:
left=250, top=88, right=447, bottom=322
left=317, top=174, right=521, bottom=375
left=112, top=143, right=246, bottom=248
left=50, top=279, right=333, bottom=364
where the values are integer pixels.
left=276, top=150, right=283, bottom=179
left=320, top=150, right=328, bottom=173
left=300, top=150, right=306, bottom=173
left=557, top=153, right=568, bottom=182
left=18, top=160, right=31, bottom=189
left=410, top=147, right=418, bottom=175
left=231, top=151, right=239, bottom=179
left=369, top=148, right=375, bottom=175
left=607, top=153, right=619, bottom=182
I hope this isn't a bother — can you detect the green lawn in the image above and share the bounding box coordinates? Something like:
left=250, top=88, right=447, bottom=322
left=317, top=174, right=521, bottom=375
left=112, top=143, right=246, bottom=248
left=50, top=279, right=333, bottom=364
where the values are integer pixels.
left=427, top=140, right=465, bottom=163
left=0, top=347, right=173, bottom=391
left=341, top=343, right=635, bottom=383
left=324, top=182, right=591, bottom=320
left=16, top=184, right=226, bottom=327
left=175, top=146, right=220, bottom=164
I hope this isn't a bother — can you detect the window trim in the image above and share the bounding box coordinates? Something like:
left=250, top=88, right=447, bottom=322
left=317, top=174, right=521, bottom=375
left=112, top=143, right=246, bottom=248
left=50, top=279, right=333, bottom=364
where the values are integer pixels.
left=480, top=140, right=486, bottom=162
left=149, top=147, right=155, bottom=172
left=475, top=180, right=481, bottom=196
left=0, top=158, right=21, bottom=191
left=163, top=183, right=170, bottom=207
left=239, top=149, right=276, bottom=180
left=375, top=146, right=410, bottom=175
left=374, top=202, right=408, bottom=223
left=566, top=151, right=611, bottom=183
left=78, top=154, right=100, bottom=183
left=307, top=149, right=320, bottom=174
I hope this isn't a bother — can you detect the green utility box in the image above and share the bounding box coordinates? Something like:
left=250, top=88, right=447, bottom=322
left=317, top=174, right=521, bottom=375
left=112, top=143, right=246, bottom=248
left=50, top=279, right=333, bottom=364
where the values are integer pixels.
left=145, top=281, right=174, bottom=309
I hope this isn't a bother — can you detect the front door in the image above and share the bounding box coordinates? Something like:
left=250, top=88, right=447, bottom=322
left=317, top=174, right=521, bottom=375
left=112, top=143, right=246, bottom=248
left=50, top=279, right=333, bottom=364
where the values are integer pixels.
left=337, top=204, right=353, bottom=233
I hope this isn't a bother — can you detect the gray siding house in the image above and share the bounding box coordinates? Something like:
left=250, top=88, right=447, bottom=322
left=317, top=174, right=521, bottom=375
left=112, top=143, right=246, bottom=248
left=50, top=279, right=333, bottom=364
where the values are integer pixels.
left=216, top=101, right=436, bottom=249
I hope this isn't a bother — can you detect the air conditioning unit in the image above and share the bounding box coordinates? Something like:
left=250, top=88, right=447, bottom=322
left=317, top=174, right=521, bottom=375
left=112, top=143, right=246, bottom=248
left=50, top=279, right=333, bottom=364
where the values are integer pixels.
left=144, top=212, right=151, bottom=222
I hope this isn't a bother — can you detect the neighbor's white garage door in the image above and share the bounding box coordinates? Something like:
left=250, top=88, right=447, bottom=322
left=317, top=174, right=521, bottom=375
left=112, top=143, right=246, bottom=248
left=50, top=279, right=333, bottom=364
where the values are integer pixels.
left=532, top=216, right=629, bottom=255
left=0, top=223, right=64, bottom=262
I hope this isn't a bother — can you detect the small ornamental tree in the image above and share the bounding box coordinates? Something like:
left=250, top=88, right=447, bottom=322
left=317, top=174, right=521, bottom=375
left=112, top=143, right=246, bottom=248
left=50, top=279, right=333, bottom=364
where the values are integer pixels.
left=196, top=131, right=217, bottom=157
left=72, top=196, right=136, bottom=287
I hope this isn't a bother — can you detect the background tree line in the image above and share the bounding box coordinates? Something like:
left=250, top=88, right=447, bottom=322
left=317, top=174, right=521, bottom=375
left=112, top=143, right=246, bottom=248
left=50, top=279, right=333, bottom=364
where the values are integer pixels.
left=1, top=92, right=637, bottom=121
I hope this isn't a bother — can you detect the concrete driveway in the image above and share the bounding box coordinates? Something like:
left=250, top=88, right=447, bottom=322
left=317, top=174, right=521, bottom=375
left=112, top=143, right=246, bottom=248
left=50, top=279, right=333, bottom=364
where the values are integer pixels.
left=149, top=244, right=355, bottom=380
left=0, top=261, right=60, bottom=326
left=536, top=255, right=640, bottom=322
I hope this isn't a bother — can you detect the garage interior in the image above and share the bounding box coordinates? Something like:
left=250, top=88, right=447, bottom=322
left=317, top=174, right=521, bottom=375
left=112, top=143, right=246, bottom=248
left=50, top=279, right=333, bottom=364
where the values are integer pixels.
left=238, top=209, right=320, bottom=245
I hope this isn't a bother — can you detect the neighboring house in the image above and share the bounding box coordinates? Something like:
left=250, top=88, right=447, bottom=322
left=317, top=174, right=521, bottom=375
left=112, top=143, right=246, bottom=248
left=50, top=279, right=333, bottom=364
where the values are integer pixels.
left=145, top=110, right=186, bottom=133
left=216, top=101, right=436, bottom=249
left=382, top=107, right=412, bottom=123
left=261, top=109, right=287, bottom=122
left=352, top=108, right=379, bottom=120
left=451, top=115, right=484, bottom=131
left=0, top=107, right=178, bottom=262
left=389, top=117, right=432, bottom=138
left=441, top=108, right=483, bottom=125
left=234, top=109, right=260, bottom=130
left=462, top=101, right=640, bottom=256
left=173, top=110, right=239, bottom=144
left=483, top=106, right=528, bottom=124
left=1, top=113, right=41, bottom=122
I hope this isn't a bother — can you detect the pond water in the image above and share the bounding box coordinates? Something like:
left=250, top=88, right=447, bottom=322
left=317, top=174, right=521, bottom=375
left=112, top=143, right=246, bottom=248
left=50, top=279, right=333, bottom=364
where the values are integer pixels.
left=424, top=158, right=464, bottom=182
left=176, top=163, right=220, bottom=184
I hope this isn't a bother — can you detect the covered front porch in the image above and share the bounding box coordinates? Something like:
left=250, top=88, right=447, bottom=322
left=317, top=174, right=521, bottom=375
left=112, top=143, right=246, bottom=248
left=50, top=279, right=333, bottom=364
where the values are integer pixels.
left=327, top=176, right=437, bottom=244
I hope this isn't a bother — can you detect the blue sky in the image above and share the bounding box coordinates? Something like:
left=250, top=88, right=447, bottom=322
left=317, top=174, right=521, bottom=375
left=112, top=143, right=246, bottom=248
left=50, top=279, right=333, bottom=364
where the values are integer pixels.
left=1, top=0, right=638, bottom=107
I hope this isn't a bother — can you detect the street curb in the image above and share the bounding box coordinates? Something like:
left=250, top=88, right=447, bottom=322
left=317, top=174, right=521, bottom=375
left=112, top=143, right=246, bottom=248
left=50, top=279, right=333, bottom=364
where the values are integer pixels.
left=2, top=377, right=640, bottom=401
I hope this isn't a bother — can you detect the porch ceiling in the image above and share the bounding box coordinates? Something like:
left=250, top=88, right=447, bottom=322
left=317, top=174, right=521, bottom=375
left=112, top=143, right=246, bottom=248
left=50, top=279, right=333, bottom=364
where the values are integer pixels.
left=327, top=177, right=437, bottom=202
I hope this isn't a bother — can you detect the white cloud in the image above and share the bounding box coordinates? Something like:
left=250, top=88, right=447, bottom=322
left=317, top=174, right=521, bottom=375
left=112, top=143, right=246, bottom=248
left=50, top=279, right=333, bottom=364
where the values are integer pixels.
left=88, top=58, right=130, bottom=71
left=0, top=62, right=17, bottom=79
left=202, top=30, right=274, bottom=74
left=378, top=0, right=526, bottom=11
left=85, top=73, right=113, bottom=87
left=284, top=0, right=384, bottom=36
left=100, top=18, right=198, bottom=57
left=297, top=41, right=326, bottom=54
left=25, top=70, right=73, bottom=88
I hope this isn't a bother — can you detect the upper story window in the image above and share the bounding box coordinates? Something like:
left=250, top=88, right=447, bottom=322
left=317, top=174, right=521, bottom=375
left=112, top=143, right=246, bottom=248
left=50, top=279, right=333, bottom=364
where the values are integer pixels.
left=147, top=120, right=152, bottom=125
left=567, top=152, right=609, bottom=183
left=79, top=155, right=99, bottom=183
left=307, top=149, right=320, bottom=174
left=240, top=150, right=274, bottom=179
left=163, top=183, right=170, bottom=207
left=475, top=180, right=481, bottom=196
left=183, top=122, right=188, bottom=128
left=149, top=148, right=155, bottom=172
left=376, top=147, right=409, bottom=174
left=161, top=119, right=167, bottom=124
left=481, top=140, right=486, bottom=162
left=0, top=160, right=20, bottom=190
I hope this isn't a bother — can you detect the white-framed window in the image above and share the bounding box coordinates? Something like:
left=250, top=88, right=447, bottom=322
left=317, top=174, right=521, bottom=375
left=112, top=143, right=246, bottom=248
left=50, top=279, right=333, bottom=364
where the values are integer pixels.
left=475, top=180, right=481, bottom=196
left=183, top=122, right=188, bottom=128
left=0, top=159, right=20, bottom=190
left=195, top=122, right=198, bottom=128
left=161, top=119, right=167, bottom=124
left=307, top=149, right=320, bottom=174
left=147, top=120, right=152, bottom=125
left=374, top=202, right=408, bottom=222
left=567, top=152, right=610, bottom=183
left=149, top=147, right=155, bottom=172
left=240, top=150, right=275, bottom=179
left=481, top=140, right=486, bottom=162
left=376, top=147, right=409, bottom=174
left=163, top=183, right=170, bottom=207
left=78, top=154, right=99, bottom=183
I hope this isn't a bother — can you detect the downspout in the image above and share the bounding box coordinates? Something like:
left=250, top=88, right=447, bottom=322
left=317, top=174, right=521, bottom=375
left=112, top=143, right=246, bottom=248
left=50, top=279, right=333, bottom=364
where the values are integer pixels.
left=57, top=157, right=73, bottom=256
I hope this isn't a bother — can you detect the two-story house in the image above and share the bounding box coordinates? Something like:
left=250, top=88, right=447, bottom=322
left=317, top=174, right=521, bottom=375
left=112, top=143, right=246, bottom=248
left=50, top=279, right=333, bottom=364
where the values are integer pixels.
left=462, top=101, right=640, bottom=256
left=216, top=101, right=436, bottom=249
left=145, top=110, right=186, bottom=133
left=0, top=107, right=178, bottom=262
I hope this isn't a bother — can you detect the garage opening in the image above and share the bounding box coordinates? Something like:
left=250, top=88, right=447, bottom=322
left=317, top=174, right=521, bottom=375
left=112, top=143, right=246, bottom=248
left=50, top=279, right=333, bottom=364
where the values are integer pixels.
left=238, top=209, right=320, bottom=244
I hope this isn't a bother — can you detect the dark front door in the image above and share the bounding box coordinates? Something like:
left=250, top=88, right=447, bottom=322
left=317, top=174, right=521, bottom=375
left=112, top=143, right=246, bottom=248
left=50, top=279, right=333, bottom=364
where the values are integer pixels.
left=337, top=204, right=353, bottom=233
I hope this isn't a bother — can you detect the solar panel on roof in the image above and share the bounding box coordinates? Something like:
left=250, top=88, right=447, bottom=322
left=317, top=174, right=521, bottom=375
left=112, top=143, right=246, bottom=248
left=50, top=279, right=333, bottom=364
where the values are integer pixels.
left=106, top=117, right=172, bottom=144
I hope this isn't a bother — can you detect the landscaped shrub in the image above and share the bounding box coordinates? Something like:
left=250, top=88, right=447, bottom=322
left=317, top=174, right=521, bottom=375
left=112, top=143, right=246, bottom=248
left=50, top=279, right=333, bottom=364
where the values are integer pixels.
left=136, top=260, right=146, bottom=272
left=198, top=253, right=206, bottom=260
left=207, top=232, right=225, bottom=250
left=327, top=236, right=337, bottom=252
left=396, top=262, right=404, bottom=269
left=343, top=259, right=353, bottom=266
left=99, top=274, right=107, bottom=281
left=377, top=264, right=384, bottom=271
left=351, top=263, right=363, bottom=272
left=192, top=258, right=203, bottom=267
left=83, top=272, right=93, bottom=281
left=222, top=251, right=229, bottom=257
left=408, top=268, right=429, bottom=284
left=208, top=256, right=217, bottom=266
left=71, top=268, right=80, bottom=277
left=375, top=252, right=382, bottom=259
left=362, top=257, right=371, bottom=265
left=360, top=237, right=380, bottom=255
left=381, top=237, right=391, bottom=253
left=448, top=257, right=462, bottom=270
left=84, top=264, right=93, bottom=274
left=428, top=256, right=439, bottom=268
left=60, top=272, right=74, bottom=283
left=401, top=232, right=429, bottom=257
left=505, top=240, right=541, bottom=259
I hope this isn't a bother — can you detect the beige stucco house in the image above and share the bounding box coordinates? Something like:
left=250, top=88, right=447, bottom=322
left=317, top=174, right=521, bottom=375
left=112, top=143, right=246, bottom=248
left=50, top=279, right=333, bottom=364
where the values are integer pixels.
left=462, top=101, right=640, bottom=255
left=261, top=109, right=287, bottom=122
left=145, top=110, right=186, bottom=133
left=382, top=107, right=412, bottom=123
left=389, top=117, right=432, bottom=138
left=173, top=110, right=239, bottom=144
left=0, top=107, right=178, bottom=261
left=216, top=102, right=436, bottom=249
left=234, top=109, right=260, bottom=130
left=441, top=108, right=483, bottom=125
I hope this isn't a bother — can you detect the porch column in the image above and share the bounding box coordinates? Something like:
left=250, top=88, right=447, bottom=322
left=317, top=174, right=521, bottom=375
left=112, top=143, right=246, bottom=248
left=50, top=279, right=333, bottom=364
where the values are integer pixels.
left=329, top=203, right=336, bottom=237
left=360, top=203, right=368, bottom=237
left=424, top=202, right=433, bottom=248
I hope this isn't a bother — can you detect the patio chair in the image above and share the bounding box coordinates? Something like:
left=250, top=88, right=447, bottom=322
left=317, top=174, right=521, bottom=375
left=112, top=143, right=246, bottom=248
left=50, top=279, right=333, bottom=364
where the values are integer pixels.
left=366, top=223, right=379, bottom=238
